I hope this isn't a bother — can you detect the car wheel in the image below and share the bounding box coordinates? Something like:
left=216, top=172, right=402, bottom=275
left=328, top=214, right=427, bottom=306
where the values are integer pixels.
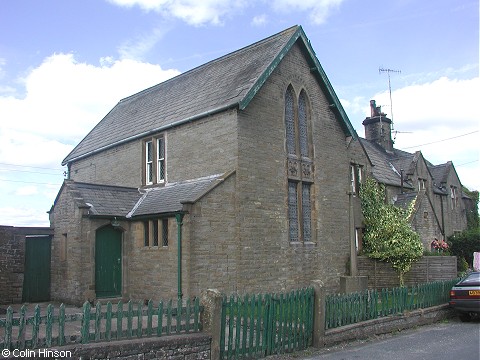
left=459, top=313, right=471, bottom=322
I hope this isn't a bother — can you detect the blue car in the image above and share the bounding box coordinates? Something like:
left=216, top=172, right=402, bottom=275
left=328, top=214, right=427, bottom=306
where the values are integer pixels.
left=449, top=272, right=480, bottom=321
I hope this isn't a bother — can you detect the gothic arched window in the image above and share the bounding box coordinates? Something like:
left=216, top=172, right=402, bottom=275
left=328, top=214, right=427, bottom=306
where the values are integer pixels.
left=285, top=87, right=314, bottom=243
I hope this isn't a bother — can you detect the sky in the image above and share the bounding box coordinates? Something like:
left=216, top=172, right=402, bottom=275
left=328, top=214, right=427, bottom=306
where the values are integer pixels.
left=0, top=0, right=478, bottom=227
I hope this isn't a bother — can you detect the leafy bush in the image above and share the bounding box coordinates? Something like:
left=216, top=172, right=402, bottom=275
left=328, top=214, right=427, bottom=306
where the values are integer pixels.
left=457, top=257, right=469, bottom=274
left=360, top=178, right=423, bottom=286
left=447, top=228, right=480, bottom=267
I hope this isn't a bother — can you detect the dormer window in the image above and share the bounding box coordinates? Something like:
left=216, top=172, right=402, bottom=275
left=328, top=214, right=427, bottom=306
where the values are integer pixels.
left=144, top=135, right=166, bottom=185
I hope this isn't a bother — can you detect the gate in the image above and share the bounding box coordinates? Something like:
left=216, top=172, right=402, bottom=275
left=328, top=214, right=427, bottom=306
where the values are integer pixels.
left=22, top=236, right=51, bottom=302
left=219, top=288, right=314, bottom=360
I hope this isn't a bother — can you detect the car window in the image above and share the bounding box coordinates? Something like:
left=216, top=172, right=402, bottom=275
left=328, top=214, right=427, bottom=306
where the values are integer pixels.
left=461, top=273, right=480, bottom=285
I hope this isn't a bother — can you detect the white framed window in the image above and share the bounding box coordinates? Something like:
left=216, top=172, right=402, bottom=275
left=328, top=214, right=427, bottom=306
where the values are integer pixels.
left=146, top=141, right=153, bottom=185
left=157, top=138, right=165, bottom=183
left=418, top=178, right=426, bottom=191
left=143, top=135, right=166, bottom=185
left=450, top=186, right=458, bottom=209
left=350, top=164, right=363, bottom=195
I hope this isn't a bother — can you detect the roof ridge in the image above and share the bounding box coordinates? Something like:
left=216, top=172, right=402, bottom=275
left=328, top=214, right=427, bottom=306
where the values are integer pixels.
left=71, top=181, right=139, bottom=192
left=117, top=26, right=300, bottom=105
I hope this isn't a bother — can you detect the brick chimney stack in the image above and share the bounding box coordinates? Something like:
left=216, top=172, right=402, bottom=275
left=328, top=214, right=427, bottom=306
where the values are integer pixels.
left=363, top=100, right=394, bottom=152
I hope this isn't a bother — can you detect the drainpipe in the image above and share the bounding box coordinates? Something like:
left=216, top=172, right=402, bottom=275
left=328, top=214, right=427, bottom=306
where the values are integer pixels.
left=400, top=169, right=404, bottom=194
left=175, top=213, right=184, bottom=300
left=349, top=191, right=358, bottom=276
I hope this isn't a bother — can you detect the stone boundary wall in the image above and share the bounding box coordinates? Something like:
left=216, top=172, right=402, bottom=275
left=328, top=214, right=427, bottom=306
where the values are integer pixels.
left=321, top=304, right=454, bottom=347
left=0, top=226, right=24, bottom=303
left=357, top=256, right=457, bottom=289
left=0, top=226, right=53, bottom=304
left=4, top=333, right=211, bottom=360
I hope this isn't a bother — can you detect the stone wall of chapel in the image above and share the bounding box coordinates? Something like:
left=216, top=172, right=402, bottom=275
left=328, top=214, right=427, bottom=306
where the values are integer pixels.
left=234, top=42, right=353, bottom=294
left=68, top=111, right=237, bottom=188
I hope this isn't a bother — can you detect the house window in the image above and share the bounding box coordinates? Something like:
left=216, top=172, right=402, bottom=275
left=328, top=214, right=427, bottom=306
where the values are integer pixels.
left=418, top=178, right=426, bottom=191
left=143, top=219, right=169, bottom=248
left=144, top=135, right=166, bottom=185
left=285, top=86, right=314, bottom=243
left=60, top=233, right=67, bottom=261
left=450, top=186, right=458, bottom=209
left=350, top=164, right=363, bottom=194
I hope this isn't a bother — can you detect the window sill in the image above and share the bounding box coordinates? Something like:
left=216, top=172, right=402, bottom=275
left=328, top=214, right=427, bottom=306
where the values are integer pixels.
left=289, top=241, right=316, bottom=247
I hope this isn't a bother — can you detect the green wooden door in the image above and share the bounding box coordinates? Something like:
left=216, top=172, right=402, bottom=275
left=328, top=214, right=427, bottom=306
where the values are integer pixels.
left=23, top=236, right=51, bottom=302
left=95, top=226, right=122, bottom=298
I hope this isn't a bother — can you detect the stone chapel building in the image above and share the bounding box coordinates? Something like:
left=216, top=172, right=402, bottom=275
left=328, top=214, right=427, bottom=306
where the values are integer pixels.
left=49, top=26, right=468, bottom=305
left=50, top=26, right=363, bottom=305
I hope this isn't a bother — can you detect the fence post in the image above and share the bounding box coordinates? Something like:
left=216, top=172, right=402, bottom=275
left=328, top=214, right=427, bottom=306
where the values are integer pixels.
left=201, top=288, right=223, bottom=360
left=311, top=280, right=326, bottom=348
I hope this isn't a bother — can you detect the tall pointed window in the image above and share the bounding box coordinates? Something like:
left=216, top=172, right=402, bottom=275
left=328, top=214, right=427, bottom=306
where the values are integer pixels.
left=285, top=86, right=314, bottom=243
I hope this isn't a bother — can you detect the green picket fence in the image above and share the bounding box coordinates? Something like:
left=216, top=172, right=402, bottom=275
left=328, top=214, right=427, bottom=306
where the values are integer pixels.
left=220, top=288, right=314, bottom=360
left=0, top=298, right=202, bottom=350
left=325, top=278, right=459, bottom=329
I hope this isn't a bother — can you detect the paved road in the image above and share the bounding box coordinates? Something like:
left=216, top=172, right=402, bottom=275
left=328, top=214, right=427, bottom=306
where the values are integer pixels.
left=304, top=317, right=479, bottom=360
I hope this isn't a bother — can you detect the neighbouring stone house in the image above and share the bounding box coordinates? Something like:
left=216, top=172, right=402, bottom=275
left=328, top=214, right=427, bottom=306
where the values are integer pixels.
left=349, top=100, right=468, bottom=251
left=49, top=26, right=364, bottom=305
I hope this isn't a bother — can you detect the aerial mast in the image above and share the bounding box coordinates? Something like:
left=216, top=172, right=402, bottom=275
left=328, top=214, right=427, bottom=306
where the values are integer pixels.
left=379, top=67, right=401, bottom=129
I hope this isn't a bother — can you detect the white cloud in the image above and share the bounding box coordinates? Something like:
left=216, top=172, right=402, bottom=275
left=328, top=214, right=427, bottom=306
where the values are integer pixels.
left=107, top=0, right=344, bottom=26
left=118, top=26, right=171, bottom=60
left=354, top=76, right=480, bottom=191
left=270, top=0, right=344, bottom=24
left=0, top=53, right=180, bottom=145
left=251, top=14, right=267, bottom=27
left=108, top=0, right=248, bottom=25
left=0, top=206, right=50, bottom=227
left=0, top=53, right=180, bottom=226
left=16, top=185, right=38, bottom=196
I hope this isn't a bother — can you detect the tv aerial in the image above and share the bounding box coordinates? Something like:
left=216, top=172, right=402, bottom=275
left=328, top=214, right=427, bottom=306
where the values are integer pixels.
left=379, top=67, right=401, bottom=129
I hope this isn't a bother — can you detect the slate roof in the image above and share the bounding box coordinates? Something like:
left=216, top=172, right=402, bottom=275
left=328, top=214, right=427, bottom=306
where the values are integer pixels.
left=62, top=173, right=227, bottom=218
left=394, top=192, right=418, bottom=209
left=64, top=181, right=142, bottom=217
left=62, top=25, right=355, bottom=165
left=359, top=138, right=414, bottom=188
left=128, top=173, right=226, bottom=217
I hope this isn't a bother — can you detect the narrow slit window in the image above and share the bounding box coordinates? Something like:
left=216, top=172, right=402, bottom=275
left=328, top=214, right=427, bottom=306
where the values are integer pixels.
left=146, top=141, right=153, bottom=184
left=157, top=138, right=165, bottom=183
left=288, top=181, right=299, bottom=242
left=298, top=91, right=308, bottom=157
left=153, top=220, right=159, bottom=246
left=162, top=219, right=169, bottom=247
left=302, top=183, right=312, bottom=242
left=285, top=87, right=296, bottom=156
left=143, top=221, right=150, bottom=247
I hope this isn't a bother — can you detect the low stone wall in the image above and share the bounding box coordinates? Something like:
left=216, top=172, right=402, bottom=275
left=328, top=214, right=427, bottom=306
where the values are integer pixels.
left=0, top=226, right=54, bottom=304
left=321, top=304, right=454, bottom=347
left=357, top=256, right=457, bottom=289
left=4, top=333, right=212, bottom=360
left=0, top=226, right=25, bottom=303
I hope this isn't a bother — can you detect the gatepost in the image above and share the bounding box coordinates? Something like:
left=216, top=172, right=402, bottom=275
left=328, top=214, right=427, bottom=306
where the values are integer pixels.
left=201, top=288, right=222, bottom=360
left=311, top=280, right=326, bottom=348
